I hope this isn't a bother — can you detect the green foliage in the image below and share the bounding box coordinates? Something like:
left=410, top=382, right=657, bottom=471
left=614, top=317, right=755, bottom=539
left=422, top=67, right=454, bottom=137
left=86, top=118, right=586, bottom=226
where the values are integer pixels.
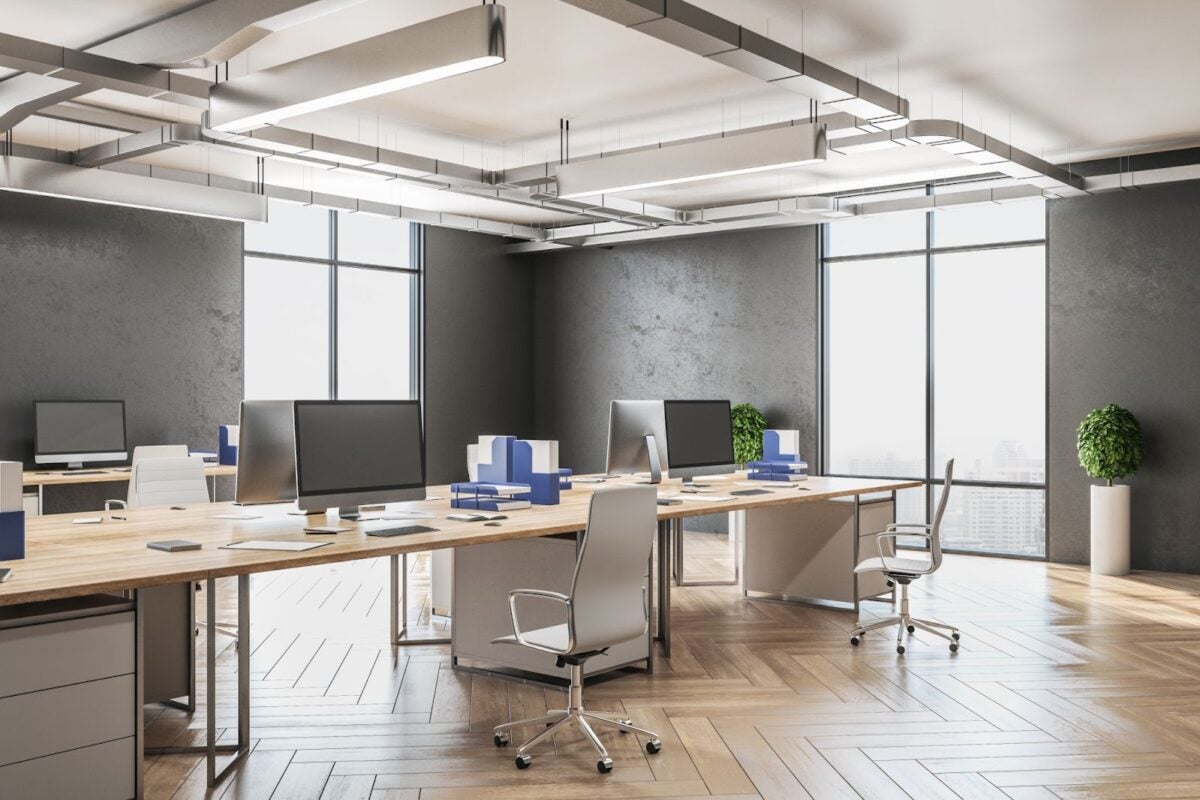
left=1077, top=404, right=1143, bottom=485
left=731, top=403, right=767, bottom=466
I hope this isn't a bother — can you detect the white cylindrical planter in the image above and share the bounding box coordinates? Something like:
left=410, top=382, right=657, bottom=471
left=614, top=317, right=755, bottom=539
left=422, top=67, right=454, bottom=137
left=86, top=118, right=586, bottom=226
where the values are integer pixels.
left=1090, top=484, right=1130, bottom=576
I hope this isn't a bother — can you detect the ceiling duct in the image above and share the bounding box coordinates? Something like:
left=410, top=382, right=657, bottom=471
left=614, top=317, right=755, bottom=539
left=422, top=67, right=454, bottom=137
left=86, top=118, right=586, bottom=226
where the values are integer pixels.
left=0, top=32, right=209, bottom=107
left=207, top=4, right=507, bottom=133
left=560, top=0, right=909, bottom=127
left=93, top=0, right=349, bottom=69
left=555, top=121, right=826, bottom=199
left=0, top=155, right=266, bottom=222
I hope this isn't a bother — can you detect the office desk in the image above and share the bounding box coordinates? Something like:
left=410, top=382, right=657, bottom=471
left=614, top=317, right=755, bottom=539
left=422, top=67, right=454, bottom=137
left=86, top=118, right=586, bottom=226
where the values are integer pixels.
left=0, top=474, right=915, bottom=792
left=22, top=465, right=237, bottom=514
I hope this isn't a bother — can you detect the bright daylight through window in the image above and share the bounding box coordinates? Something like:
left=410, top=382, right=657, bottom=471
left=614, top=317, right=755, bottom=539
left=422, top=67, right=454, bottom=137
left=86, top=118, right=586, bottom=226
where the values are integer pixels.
left=823, top=191, right=1046, bottom=557
left=243, top=200, right=420, bottom=402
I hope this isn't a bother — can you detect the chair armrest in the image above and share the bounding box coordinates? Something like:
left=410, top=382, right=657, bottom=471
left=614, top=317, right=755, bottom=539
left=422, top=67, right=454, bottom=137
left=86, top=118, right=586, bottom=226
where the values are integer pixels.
left=104, top=499, right=127, bottom=511
left=871, top=532, right=934, bottom=571
left=507, top=589, right=571, bottom=648
left=885, top=522, right=932, bottom=533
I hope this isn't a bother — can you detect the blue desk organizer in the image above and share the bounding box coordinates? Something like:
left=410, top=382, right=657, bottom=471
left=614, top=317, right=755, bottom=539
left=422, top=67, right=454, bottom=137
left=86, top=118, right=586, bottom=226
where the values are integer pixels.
left=0, top=511, right=25, bottom=561
left=454, top=436, right=565, bottom=507
left=748, top=429, right=809, bottom=482
left=219, top=424, right=239, bottom=466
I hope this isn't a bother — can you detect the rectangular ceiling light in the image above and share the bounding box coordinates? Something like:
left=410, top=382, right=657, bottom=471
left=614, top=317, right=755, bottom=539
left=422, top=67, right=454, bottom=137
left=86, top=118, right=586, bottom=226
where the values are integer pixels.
left=208, top=4, right=505, bottom=133
left=555, top=122, right=826, bottom=199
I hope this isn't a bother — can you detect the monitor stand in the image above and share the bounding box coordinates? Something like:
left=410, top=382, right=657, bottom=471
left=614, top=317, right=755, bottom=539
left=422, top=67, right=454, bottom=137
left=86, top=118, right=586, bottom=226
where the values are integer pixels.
left=339, top=508, right=362, bottom=521
left=639, top=434, right=663, bottom=485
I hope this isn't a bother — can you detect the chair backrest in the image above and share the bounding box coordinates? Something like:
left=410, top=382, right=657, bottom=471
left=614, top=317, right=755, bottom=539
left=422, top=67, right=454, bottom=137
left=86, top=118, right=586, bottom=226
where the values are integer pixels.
left=129, top=455, right=210, bottom=508
left=567, top=485, right=657, bottom=654
left=128, top=445, right=190, bottom=505
left=929, top=458, right=955, bottom=571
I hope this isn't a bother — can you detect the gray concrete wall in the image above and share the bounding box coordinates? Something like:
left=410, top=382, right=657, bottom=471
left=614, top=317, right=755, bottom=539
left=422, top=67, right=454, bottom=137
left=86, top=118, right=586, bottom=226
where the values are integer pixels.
left=528, top=227, right=820, bottom=475
left=423, top=227, right=534, bottom=484
left=0, top=193, right=243, bottom=509
left=1048, top=181, right=1200, bottom=573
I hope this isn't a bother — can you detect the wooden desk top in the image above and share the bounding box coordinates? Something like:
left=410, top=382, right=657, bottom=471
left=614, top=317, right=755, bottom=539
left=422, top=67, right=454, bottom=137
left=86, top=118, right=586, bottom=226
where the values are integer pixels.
left=22, top=464, right=237, bottom=487
left=0, top=475, right=918, bottom=607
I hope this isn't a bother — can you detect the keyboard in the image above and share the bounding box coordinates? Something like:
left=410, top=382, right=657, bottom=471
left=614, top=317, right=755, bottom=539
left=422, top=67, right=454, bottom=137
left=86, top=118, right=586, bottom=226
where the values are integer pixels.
left=367, top=525, right=438, bottom=537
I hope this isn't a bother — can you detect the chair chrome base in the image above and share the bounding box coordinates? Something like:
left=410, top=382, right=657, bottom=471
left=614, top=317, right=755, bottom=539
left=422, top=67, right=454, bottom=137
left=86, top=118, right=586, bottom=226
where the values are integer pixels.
left=849, top=579, right=960, bottom=654
left=493, top=664, right=663, bottom=773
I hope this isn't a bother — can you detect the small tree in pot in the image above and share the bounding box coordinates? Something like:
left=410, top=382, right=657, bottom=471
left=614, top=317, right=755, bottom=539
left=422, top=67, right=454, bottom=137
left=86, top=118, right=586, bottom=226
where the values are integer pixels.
left=731, top=403, right=766, bottom=467
left=1077, top=404, right=1143, bottom=576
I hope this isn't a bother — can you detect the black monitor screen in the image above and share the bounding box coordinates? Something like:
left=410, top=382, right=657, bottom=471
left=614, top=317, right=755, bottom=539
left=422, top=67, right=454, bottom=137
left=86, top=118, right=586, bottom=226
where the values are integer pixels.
left=35, top=401, right=127, bottom=455
left=294, top=401, right=424, bottom=496
left=663, top=400, right=735, bottom=469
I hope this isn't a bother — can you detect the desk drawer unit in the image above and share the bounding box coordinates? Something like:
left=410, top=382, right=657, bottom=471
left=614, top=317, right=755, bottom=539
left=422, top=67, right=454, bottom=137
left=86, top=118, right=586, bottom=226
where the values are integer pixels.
left=0, top=597, right=138, bottom=800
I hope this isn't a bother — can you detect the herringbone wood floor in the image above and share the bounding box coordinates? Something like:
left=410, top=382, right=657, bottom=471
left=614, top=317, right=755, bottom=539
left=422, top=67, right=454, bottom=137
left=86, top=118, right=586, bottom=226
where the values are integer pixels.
left=146, top=533, right=1200, bottom=799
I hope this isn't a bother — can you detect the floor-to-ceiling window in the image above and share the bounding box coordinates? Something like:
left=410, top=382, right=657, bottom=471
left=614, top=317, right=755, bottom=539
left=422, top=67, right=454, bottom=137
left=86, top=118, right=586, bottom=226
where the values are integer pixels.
left=822, top=188, right=1046, bottom=557
left=243, top=200, right=421, bottom=401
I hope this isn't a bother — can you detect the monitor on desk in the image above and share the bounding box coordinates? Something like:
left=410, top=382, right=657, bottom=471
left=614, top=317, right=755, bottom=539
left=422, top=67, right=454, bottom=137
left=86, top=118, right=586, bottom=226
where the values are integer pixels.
left=34, top=400, right=128, bottom=470
left=235, top=400, right=297, bottom=506
left=606, top=400, right=668, bottom=484
left=294, top=400, right=425, bottom=518
left=663, top=399, right=736, bottom=484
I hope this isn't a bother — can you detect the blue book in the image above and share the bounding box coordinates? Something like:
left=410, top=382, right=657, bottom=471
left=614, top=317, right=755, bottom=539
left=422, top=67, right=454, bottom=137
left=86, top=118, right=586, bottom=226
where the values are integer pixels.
left=746, top=460, right=809, bottom=473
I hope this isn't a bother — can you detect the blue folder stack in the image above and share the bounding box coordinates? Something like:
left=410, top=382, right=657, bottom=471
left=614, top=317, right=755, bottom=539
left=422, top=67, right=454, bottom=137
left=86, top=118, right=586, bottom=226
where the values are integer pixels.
left=746, top=429, right=809, bottom=482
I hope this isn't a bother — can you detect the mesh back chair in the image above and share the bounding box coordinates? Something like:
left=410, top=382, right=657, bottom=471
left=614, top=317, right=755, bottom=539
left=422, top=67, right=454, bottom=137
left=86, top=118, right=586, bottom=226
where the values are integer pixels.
left=492, top=485, right=663, bottom=774
left=128, top=455, right=211, bottom=507
left=850, top=459, right=961, bottom=654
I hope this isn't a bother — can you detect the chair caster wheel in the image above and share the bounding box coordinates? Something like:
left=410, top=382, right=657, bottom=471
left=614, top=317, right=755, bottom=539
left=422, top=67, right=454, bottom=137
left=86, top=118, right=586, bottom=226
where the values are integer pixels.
left=906, top=625, right=915, bottom=633
left=952, top=632, right=960, bottom=641
left=850, top=636, right=860, bottom=646
left=494, top=733, right=509, bottom=747
left=597, top=757, right=613, bottom=773
left=515, top=754, right=532, bottom=769
left=646, top=739, right=662, bottom=754
left=896, top=645, right=905, bottom=655
left=950, top=642, right=959, bottom=652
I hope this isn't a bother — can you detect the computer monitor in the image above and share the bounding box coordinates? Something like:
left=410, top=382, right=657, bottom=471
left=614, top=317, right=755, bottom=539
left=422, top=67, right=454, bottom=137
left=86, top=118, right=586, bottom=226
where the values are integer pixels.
left=34, top=400, right=128, bottom=470
left=605, top=400, right=668, bottom=484
left=294, top=400, right=425, bottom=517
left=234, top=400, right=297, bottom=506
left=663, top=399, right=736, bottom=484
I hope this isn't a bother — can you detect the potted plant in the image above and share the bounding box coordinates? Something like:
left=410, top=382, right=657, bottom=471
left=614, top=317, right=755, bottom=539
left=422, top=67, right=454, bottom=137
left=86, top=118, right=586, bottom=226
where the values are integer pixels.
left=731, top=403, right=767, bottom=467
left=1077, top=404, right=1143, bottom=576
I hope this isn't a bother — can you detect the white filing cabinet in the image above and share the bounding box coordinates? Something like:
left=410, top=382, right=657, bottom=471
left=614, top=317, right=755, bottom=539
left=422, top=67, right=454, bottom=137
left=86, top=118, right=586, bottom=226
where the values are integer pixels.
left=22, top=493, right=38, bottom=517
left=0, top=595, right=139, bottom=800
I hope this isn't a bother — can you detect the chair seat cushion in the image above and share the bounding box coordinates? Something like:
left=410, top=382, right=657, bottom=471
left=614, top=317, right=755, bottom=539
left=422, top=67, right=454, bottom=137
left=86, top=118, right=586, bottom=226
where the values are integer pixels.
left=494, top=623, right=571, bottom=653
left=854, top=555, right=932, bottom=576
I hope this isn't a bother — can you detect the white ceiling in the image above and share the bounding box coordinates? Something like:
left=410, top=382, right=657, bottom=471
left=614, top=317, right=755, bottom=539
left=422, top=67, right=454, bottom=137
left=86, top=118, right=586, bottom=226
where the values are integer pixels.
left=4, top=0, right=1200, bottom=223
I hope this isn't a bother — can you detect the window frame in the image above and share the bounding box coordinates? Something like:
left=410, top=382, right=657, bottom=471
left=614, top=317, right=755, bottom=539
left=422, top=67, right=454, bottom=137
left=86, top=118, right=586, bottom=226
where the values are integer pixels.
left=243, top=205, right=423, bottom=402
left=818, top=187, right=1048, bottom=560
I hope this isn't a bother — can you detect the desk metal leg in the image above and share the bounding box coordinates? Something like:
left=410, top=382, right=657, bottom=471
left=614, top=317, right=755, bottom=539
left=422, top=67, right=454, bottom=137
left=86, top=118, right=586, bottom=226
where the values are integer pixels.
left=37, top=484, right=43, bottom=515
left=206, top=575, right=249, bottom=787
left=852, top=495, right=861, bottom=615
left=655, top=521, right=672, bottom=658
left=391, top=553, right=450, bottom=647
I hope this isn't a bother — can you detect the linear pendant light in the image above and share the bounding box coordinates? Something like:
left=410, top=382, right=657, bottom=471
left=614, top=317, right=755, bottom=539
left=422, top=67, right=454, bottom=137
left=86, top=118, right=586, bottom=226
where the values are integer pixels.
left=555, top=122, right=826, bottom=199
left=207, top=4, right=506, bottom=133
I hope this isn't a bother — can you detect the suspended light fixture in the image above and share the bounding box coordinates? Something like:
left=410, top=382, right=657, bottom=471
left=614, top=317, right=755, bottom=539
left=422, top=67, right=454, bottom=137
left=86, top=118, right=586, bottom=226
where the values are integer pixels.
left=555, top=122, right=826, bottom=199
left=208, top=4, right=506, bottom=133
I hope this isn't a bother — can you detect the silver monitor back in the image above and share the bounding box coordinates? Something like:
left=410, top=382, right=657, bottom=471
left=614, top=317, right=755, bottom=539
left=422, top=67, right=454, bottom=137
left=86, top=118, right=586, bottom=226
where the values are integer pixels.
left=606, top=400, right=668, bottom=483
left=235, top=400, right=297, bottom=505
left=663, top=399, right=736, bottom=483
left=294, top=400, right=426, bottom=516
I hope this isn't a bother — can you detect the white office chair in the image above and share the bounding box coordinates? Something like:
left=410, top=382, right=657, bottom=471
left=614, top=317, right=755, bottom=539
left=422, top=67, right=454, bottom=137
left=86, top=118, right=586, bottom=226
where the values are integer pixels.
left=126, top=455, right=211, bottom=507
left=126, top=445, right=189, bottom=507
left=492, top=485, right=663, bottom=774
left=850, top=459, right=960, bottom=654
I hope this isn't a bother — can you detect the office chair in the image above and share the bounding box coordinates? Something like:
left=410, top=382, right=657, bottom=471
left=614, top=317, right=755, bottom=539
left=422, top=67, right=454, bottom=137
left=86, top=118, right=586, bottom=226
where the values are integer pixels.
left=126, top=455, right=211, bottom=507
left=850, top=459, right=960, bottom=654
left=492, top=485, right=663, bottom=774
